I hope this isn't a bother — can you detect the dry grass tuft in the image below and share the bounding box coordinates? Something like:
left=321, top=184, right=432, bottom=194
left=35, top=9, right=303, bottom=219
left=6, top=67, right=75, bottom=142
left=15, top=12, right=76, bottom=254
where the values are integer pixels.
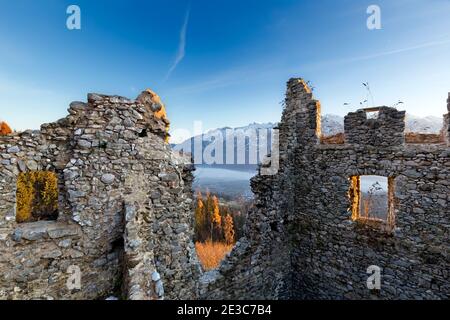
left=195, top=241, right=233, bottom=271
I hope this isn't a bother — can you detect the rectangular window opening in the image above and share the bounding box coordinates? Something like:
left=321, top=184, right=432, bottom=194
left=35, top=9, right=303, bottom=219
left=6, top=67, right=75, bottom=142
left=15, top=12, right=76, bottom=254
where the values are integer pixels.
left=349, top=175, right=395, bottom=231
left=362, top=107, right=381, bottom=120
left=16, top=171, right=59, bottom=223
left=366, top=111, right=379, bottom=119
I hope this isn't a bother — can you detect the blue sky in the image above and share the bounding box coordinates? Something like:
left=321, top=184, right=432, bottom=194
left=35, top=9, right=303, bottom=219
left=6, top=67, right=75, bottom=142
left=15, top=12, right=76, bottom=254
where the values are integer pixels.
left=1, top=0, right=449, bottom=142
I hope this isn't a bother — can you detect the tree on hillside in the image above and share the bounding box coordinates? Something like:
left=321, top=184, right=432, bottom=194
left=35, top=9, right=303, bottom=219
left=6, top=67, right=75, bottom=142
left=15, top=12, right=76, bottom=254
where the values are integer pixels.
left=211, top=196, right=222, bottom=241
left=194, top=191, right=210, bottom=241
left=194, top=191, right=204, bottom=241
left=194, top=191, right=243, bottom=244
left=223, top=214, right=235, bottom=245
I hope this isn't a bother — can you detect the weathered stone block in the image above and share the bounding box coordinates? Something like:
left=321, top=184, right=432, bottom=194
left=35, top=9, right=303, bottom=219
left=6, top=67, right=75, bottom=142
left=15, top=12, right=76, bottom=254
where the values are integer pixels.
left=7, top=146, right=20, bottom=153
left=47, top=223, right=79, bottom=239
left=101, top=173, right=115, bottom=184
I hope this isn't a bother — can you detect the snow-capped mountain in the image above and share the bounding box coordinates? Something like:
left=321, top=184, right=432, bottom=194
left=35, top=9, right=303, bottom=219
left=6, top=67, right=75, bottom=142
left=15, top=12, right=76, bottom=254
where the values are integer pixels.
left=176, top=114, right=444, bottom=199
left=173, top=114, right=444, bottom=166
left=405, top=115, right=443, bottom=133
left=173, top=122, right=277, bottom=169
left=320, top=114, right=443, bottom=135
left=321, top=114, right=345, bottom=136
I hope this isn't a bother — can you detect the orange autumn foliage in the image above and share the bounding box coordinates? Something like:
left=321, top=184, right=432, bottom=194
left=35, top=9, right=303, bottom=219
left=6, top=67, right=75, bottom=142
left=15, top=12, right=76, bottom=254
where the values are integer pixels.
left=0, top=121, right=12, bottom=135
left=144, top=89, right=168, bottom=121
left=212, top=196, right=221, bottom=227
left=223, top=214, right=235, bottom=245
left=195, top=241, right=233, bottom=271
left=143, top=89, right=170, bottom=143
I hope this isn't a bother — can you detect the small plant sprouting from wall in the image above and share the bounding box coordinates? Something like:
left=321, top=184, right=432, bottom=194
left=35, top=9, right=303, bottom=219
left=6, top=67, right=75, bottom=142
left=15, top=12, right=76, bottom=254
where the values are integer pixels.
left=361, top=181, right=384, bottom=219
left=16, top=171, right=59, bottom=223
left=362, top=82, right=375, bottom=108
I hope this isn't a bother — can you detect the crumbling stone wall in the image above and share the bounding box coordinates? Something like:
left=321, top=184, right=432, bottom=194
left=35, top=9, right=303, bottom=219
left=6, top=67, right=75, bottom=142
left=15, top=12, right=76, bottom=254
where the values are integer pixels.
left=0, top=92, right=199, bottom=300
left=197, top=80, right=319, bottom=299
left=272, top=79, right=449, bottom=299
left=1, top=80, right=448, bottom=300
left=198, top=169, right=292, bottom=299
left=202, top=79, right=449, bottom=300
left=344, top=107, right=406, bottom=146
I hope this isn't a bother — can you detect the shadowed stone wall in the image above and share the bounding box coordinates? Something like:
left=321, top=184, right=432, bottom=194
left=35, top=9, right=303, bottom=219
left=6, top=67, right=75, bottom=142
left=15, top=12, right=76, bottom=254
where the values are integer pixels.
left=202, top=79, right=449, bottom=300
left=273, top=79, right=449, bottom=299
left=344, top=107, right=406, bottom=146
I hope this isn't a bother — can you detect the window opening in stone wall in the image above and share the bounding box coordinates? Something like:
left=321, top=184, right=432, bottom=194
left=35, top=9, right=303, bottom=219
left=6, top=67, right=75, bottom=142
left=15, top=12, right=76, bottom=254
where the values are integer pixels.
left=405, top=132, right=445, bottom=144
left=349, top=175, right=395, bottom=231
left=404, top=115, right=445, bottom=144
left=362, top=107, right=381, bottom=120
left=366, top=111, right=379, bottom=119
left=16, top=171, right=59, bottom=223
left=320, top=133, right=345, bottom=144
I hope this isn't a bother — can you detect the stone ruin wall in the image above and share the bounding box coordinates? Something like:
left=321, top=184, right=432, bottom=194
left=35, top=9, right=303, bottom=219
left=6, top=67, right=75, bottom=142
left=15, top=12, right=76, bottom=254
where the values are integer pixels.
left=0, top=87, right=288, bottom=301
left=201, top=79, right=449, bottom=300
left=0, top=80, right=449, bottom=300
left=282, top=79, right=449, bottom=299
left=198, top=169, right=293, bottom=299
left=0, top=93, right=200, bottom=300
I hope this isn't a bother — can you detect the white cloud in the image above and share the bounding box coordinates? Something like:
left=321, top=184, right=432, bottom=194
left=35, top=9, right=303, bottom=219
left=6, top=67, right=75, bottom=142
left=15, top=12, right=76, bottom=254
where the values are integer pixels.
left=301, top=37, right=450, bottom=70
left=343, top=38, right=450, bottom=63
left=165, top=6, right=190, bottom=81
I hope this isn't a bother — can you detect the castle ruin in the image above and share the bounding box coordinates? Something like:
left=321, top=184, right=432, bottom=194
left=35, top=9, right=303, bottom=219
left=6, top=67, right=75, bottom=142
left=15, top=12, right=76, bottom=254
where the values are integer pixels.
left=0, top=79, right=449, bottom=299
left=0, top=93, right=198, bottom=299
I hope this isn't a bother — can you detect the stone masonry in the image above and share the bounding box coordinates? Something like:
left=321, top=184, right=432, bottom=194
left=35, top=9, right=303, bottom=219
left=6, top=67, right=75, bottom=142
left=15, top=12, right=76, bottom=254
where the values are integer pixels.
left=199, top=79, right=449, bottom=300
left=286, top=80, right=449, bottom=299
left=0, top=80, right=449, bottom=300
left=0, top=92, right=200, bottom=299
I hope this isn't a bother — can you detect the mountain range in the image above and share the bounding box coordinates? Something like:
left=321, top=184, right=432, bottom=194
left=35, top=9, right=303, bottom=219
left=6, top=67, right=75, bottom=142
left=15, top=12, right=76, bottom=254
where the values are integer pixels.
left=173, top=114, right=444, bottom=199
left=174, top=114, right=444, bottom=164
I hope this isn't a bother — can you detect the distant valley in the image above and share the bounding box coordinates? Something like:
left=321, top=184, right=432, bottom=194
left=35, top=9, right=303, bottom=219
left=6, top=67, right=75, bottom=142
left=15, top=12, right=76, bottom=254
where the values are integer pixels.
left=173, top=114, right=444, bottom=199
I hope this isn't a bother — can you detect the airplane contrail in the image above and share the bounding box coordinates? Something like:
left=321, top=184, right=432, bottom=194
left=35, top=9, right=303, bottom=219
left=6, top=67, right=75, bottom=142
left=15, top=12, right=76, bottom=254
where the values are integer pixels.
left=165, top=6, right=190, bottom=81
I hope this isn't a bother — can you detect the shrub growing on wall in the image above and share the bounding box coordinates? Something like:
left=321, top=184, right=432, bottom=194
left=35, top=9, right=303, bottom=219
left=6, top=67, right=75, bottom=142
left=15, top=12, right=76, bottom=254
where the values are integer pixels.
left=0, top=121, right=12, bottom=135
left=16, top=171, right=58, bottom=223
